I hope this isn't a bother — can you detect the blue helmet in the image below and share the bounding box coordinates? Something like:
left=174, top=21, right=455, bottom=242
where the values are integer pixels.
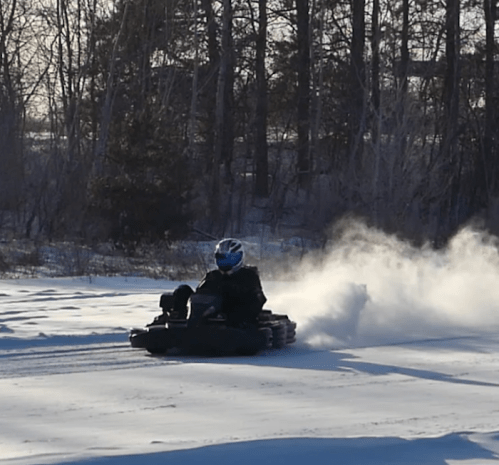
left=215, top=238, right=244, bottom=274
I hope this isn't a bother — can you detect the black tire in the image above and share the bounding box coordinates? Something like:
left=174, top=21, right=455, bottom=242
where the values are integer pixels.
left=259, top=327, right=273, bottom=350
left=271, top=321, right=287, bottom=349
left=260, top=313, right=297, bottom=345
left=286, top=321, right=297, bottom=343
left=274, top=314, right=290, bottom=321
left=258, top=318, right=288, bottom=348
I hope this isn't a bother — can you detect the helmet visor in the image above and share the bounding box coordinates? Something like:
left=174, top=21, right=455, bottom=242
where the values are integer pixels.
left=215, top=251, right=242, bottom=272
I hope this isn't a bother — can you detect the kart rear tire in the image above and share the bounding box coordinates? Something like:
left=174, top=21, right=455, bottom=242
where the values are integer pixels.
left=286, top=321, right=297, bottom=343
left=260, top=327, right=273, bottom=350
left=271, top=321, right=287, bottom=349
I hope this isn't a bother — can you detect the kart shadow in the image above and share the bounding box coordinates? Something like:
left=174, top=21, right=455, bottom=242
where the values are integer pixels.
left=152, top=342, right=499, bottom=389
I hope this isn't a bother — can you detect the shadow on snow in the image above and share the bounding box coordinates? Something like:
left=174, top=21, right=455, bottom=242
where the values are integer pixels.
left=61, top=434, right=497, bottom=465
left=2, top=332, right=499, bottom=388
left=153, top=341, right=499, bottom=388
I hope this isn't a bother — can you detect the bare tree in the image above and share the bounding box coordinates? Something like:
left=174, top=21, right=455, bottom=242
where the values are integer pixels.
left=438, top=0, right=461, bottom=232
left=482, top=0, right=496, bottom=199
left=188, top=0, right=200, bottom=154
left=28, top=0, right=105, bottom=237
left=348, top=0, right=366, bottom=181
left=310, top=0, right=325, bottom=170
left=0, top=0, right=24, bottom=211
left=254, top=0, right=269, bottom=197
left=200, top=0, right=219, bottom=170
left=398, top=0, right=409, bottom=151
left=370, top=0, right=381, bottom=220
left=296, top=0, right=310, bottom=188
left=211, top=0, right=233, bottom=226
left=94, top=0, right=129, bottom=168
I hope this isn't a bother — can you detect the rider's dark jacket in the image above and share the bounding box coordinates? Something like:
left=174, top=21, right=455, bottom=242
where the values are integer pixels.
left=196, top=266, right=267, bottom=326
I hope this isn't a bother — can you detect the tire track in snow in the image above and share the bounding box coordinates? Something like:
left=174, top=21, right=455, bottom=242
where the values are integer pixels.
left=0, top=342, right=163, bottom=379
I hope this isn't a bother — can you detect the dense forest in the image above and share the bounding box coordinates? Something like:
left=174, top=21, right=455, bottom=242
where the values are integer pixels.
left=1, top=0, right=499, bottom=249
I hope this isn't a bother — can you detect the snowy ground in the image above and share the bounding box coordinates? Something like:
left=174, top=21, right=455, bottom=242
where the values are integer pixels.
left=2, top=225, right=499, bottom=464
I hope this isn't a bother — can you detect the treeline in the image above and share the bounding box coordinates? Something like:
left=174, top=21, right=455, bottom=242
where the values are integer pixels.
left=1, top=0, right=499, bottom=247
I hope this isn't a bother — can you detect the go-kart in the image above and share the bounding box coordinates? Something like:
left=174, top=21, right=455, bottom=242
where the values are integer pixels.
left=129, top=291, right=297, bottom=356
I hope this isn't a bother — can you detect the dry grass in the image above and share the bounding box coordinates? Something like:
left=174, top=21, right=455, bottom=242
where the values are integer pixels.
left=0, top=240, right=210, bottom=279
left=0, top=238, right=307, bottom=280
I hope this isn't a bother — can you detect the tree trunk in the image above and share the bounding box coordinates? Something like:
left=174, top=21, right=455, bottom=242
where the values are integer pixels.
left=0, top=0, right=23, bottom=210
left=370, top=0, right=380, bottom=218
left=254, top=0, right=269, bottom=197
left=201, top=0, right=219, bottom=169
left=440, top=0, right=461, bottom=234
left=95, top=1, right=129, bottom=168
left=371, top=0, right=380, bottom=143
left=398, top=0, right=409, bottom=148
left=483, top=0, right=496, bottom=199
left=222, top=15, right=235, bottom=184
left=296, top=0, right=310, bottom=188
left=212, top=0, right=232, bottom=223
left=310, top=0, right=324, bottom=178
left=348, top=0, right=366, bottom=181
left=442, top=0, right=460, bottom=157
left=188, top=0, right=200, bottom=153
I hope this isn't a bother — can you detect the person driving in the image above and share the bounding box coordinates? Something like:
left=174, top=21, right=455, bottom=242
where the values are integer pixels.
left=149, top=239, right=266, bottom=327
left=196, top=238, right=267, bottom=326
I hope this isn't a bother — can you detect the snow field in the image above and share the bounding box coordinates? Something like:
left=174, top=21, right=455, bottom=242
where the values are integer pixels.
left=1, top=225, right=499, bottom=463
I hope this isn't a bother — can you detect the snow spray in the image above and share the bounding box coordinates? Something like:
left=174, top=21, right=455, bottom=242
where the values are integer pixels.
left=268, top=219, right=499, bottom=349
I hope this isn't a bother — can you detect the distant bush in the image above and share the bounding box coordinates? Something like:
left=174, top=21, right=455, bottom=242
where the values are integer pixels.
left=0, top=251, right=9, bottom=272
left=17, top=249, right=43, bottom=267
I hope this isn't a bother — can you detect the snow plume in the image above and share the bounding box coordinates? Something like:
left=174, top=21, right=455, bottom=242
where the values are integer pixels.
left=269, top=219, right=499, bottom=349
